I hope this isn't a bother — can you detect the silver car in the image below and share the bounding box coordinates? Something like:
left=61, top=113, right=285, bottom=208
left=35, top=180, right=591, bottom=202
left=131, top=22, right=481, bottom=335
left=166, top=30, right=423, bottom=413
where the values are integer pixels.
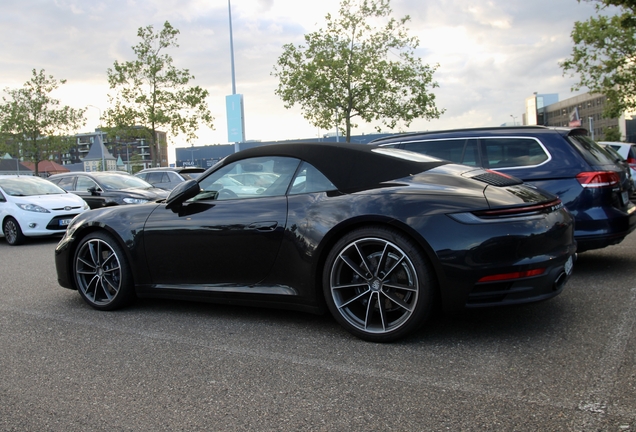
left=135, top=167, right=206, bottom=190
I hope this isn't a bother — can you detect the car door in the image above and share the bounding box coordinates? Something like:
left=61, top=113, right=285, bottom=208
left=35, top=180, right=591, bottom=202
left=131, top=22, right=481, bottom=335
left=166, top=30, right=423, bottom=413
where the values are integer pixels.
left=144, top=171, right=168, bottom=189
left=73, top=176, right=107, bottom=209
left=142, top=156, right=300, bottom=287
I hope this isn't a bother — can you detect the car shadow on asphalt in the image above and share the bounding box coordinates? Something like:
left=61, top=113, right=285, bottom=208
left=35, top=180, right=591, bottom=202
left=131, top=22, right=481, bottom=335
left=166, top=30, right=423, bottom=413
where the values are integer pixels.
left=56, top=243, right=635, bottom=346
left=569, top=248, right=636, bottom=276
left=121, top=295, right=569, bottom=346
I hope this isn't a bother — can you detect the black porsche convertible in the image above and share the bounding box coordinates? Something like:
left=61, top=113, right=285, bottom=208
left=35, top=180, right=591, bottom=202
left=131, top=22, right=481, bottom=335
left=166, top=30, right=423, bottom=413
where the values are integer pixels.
left=55, top=143, right=576, bottom=342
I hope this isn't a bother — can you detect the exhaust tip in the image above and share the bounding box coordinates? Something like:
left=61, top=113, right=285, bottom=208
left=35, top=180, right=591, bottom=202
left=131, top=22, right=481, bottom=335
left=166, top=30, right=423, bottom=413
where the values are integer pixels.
left=553, top=272, right=567, bottom=291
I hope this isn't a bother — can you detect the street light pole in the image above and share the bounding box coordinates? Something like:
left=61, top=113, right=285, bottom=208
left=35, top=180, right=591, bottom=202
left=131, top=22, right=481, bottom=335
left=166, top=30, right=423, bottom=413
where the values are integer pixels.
left=510, top=114, right=517, bottom=126
left=126, top=142, right=131, bottom=173
left=189, top=144, right=200, bottom=167
left=228, top=0, right=236, bottom=96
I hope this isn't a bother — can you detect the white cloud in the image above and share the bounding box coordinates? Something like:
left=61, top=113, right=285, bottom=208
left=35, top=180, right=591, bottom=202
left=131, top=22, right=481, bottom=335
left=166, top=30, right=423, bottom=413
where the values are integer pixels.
left=0, top=0, right=605, bottom=162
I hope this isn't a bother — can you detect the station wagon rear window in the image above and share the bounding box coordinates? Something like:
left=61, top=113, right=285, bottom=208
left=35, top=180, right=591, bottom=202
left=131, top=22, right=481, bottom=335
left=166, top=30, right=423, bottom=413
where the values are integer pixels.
left=482, top=138, right=549, bottom=169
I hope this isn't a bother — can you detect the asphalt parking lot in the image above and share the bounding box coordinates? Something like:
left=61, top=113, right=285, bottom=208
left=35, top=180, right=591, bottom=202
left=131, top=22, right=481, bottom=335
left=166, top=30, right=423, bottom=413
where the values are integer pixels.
left=0, top=234, right=635, bottom=431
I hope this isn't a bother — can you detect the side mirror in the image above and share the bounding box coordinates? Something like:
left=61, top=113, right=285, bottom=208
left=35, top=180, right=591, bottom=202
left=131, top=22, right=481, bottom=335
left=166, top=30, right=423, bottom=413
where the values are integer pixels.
left=166, top=179, right=200, bottom=210
left=87, top=186, right=101, bottom=195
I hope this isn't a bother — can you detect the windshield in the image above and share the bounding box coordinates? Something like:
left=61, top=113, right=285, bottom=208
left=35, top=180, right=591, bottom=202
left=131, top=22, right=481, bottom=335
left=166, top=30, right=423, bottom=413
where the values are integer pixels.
left=0, top=176, right=67, bottom=196
left=97, top=174, right=154, bottom=190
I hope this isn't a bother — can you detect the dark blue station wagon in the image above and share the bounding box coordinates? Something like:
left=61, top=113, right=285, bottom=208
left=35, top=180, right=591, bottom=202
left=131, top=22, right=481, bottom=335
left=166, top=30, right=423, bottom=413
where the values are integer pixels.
left=371, top=126, right=636, bottom=252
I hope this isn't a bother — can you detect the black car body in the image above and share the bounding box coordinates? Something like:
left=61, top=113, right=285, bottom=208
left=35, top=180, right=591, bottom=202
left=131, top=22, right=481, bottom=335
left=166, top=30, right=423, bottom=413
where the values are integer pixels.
left=48, top=171, right=169, bottom=209
left=55, top=143, right=576, bottom=342
left=371, top=126, right=636, bottom=252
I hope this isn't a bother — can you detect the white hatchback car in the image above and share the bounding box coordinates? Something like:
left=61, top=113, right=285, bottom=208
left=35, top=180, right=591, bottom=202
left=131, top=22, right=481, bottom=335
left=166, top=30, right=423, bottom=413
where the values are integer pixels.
left=0, top=175, right=89, bottom=245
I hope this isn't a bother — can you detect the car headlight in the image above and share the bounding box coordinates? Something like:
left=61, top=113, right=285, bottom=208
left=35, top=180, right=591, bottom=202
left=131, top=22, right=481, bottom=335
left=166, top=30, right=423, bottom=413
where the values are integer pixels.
left=16, top=203, right=50, bottom=213
left=123, top=197, right=149, bottom=204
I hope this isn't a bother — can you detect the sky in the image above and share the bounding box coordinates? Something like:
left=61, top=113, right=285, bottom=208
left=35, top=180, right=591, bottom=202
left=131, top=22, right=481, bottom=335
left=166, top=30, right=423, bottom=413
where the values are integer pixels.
left=0, top=0, right=604, bottom=163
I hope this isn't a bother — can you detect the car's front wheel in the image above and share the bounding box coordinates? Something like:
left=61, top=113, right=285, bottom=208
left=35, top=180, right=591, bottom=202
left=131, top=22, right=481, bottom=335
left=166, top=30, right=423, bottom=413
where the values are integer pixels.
left=323, top=226, right=436, bottom=342
left=3, top=217, right=26, bottom=246
left=73, top=231, right=134, bottom=310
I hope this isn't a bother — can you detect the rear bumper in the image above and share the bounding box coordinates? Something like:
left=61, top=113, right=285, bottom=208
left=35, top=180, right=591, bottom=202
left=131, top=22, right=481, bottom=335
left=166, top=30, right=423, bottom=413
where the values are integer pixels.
left=465, top=253, right=575, bottom=308
left=574, top=204, right=636, bottom=252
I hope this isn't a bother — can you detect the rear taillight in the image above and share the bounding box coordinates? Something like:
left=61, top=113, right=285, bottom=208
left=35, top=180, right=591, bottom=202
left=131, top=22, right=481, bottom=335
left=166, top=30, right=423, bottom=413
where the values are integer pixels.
left=449, top=198, right=564, bottom=224
left=473, top=198, right=563, bottom=218
left=576, top=171, right=620, bottom=188
left=626, top=157, right=636, bottom=171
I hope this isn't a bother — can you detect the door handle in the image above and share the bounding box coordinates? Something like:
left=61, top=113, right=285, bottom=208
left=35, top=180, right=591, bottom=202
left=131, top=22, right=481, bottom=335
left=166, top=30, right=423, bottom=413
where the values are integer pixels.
left=247, top=221, right=278, bottom=231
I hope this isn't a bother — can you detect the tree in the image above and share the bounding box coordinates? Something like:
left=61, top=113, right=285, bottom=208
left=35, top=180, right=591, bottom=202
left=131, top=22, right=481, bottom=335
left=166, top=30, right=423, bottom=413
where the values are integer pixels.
left=0, top=69, right=85, bottom=175
left=272, top=0, right=443, bottom=142
left=603, top=125, right=623, bottom=141
left=106, top=21, right=214, bottom=167
left=561, top=0, right=636, bottom=118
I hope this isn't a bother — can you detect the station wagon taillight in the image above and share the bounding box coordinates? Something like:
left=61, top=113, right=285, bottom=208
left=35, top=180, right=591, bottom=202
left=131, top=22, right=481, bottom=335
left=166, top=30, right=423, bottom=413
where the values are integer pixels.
left=576, top=171, right=620, bottom=188
left=626, top=156, right=636, bottom=171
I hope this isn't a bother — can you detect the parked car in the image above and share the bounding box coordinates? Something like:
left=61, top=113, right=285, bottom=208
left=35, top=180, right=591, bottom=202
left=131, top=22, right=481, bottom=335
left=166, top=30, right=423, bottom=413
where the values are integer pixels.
left=55, top=143, right=576, bottom=342
left=370, top=126, right=636, bottom=252
left=229, top=172, right=279, bottom=188
left=598, top=141, right=636, bottom=190
left=135, top=167, right=206, bottom=190
left=209, top=176, right=267, bottom=198
left=48, top=171, right=169, bottom=209
left=0, top=175, right=89, bottom=245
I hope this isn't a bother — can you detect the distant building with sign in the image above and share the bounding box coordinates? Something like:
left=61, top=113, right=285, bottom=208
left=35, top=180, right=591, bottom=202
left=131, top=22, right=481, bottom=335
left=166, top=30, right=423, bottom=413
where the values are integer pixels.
left=524, top=92, right=636, bottom=142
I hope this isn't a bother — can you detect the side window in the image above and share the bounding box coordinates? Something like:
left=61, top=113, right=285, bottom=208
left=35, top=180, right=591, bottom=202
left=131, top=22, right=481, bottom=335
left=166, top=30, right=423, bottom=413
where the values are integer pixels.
left=166, top=172, right=181, bottom=183
left=54, top=176, right=76, bottom=192
left=289, top=162, right=337, bottom=195
left=482, top=138, right=549, bottom=169
left=76, top=177, right=98, bottom=192
left=146, top=172, right=165, bottom=185
left=402, top=139, right=476, bottom=165
left=197, top=156, right=300, bottom=201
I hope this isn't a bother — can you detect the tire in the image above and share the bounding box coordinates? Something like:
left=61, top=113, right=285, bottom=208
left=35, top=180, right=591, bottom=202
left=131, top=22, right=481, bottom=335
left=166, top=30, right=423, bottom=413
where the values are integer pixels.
left=73, top=231, right=135, bottom=310
left=3, top=217, right=26, bottom=246
left=323, top=226, right=436, bottom=342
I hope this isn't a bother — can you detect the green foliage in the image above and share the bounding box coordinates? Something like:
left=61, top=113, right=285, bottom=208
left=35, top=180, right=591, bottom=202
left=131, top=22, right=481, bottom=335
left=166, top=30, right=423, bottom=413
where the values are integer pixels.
left=603, top=125, right=623, bottom=141
left=272, top=0, right=443, bottom=142
left=561, top=0, right=636, bottom=118
left=0, top=69, right=85, bottom=175
left=106, top=21, right=214, bottom=166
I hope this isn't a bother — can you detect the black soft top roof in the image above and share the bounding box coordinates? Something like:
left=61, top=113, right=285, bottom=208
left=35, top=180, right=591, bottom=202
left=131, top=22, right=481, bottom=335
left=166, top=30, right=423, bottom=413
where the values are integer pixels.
left=222, top=142, right=447, bottom=191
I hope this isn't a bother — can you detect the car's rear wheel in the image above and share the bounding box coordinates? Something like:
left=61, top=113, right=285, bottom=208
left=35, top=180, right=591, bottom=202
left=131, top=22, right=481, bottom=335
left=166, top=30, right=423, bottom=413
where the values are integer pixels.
left=73, top=231, right=134, bottom=310
left=323, top=226, right=435, bottom=342
left=3, top=217, right=26, bottom=246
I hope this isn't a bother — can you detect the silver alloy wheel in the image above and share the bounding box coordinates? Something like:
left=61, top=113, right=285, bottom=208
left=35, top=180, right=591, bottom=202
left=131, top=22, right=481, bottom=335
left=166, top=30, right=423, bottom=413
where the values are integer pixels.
left=4, top=219, right=18, bottom=244
left=3, top=217, right=24, bottom=245
left=329, top=237, right=419, bottom=335
left=75, top=237, right=123, bottom=306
